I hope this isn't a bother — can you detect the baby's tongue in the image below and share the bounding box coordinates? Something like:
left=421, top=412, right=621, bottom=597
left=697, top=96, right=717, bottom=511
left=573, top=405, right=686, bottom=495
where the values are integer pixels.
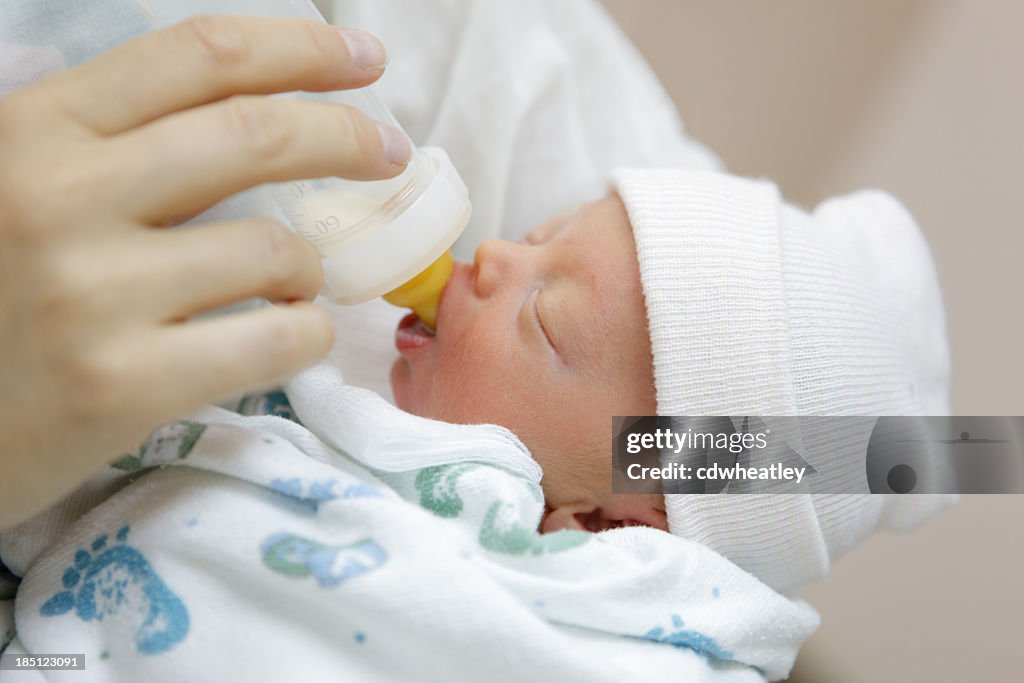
left=413, top=315, right=436, bottom=337
left=399, top=312, right=435, bottom=342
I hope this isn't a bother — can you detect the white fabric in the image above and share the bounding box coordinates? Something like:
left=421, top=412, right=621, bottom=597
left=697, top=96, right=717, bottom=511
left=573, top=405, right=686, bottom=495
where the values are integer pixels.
left=612, top=168, right=955, bottom=594
left=2, top=365, right=818, bottom=682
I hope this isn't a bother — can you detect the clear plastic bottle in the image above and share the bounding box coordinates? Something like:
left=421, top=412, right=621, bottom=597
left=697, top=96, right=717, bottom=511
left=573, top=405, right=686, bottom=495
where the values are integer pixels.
left=138, top=0, right=471, bottom=324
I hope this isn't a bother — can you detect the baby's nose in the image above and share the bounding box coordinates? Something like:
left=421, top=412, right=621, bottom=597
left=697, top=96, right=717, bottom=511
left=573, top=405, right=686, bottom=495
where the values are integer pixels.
left=472, top=239, right=522, bottom=298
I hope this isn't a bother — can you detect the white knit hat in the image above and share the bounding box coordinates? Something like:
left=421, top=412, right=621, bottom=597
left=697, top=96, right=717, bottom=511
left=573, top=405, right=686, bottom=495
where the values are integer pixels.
left=610, top=168, right=951, bottom=592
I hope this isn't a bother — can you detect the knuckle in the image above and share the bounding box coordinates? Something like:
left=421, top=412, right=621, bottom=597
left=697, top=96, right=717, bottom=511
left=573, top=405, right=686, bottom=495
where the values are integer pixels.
left=299, top=21, right=341, bottom=74
left=225, top=96, right=291, bottom=162
left=43, top=150, right=109, bottom=222
left=0, top=172, right=36, bottom=234
left=0, top=163, right=54, bottom=239
left=258, top=218, right=299, bottom=276
left=178, top=15, right=250, bottom=69
left=0, top=90, right=40, bottom=137
left=34, top=251, right=89, bottom=320
left=61, top=345, right=129, bottom=419
left=0, top=152, right=96, bottom=241
left=256, top=219, right=304, bottom=290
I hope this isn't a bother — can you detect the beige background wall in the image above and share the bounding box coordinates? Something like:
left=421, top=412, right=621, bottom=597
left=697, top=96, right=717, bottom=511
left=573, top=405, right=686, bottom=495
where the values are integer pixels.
left=599, top=1, right=1023, bottom=680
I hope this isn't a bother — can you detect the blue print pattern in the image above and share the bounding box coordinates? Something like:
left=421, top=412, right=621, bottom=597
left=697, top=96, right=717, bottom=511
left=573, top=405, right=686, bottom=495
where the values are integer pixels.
left=261, top=533, right=387, bottom=588
left=238, top=389, right=300, bottom=423
left=640, top=613, right=734, bottom=661
left=269, top=478, right=382, bottom=513
left=39, top=526, right=189, bottom=655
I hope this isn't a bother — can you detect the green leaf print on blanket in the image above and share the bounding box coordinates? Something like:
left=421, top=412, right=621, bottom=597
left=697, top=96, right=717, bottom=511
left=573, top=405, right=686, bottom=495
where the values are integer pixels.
left=415, top=463, right=590, bottom=556
left=110, top=421, right=207, bottom=472
left=479, top=502, right=590, bottom=556
left=414, top=464, right=479, bottom=518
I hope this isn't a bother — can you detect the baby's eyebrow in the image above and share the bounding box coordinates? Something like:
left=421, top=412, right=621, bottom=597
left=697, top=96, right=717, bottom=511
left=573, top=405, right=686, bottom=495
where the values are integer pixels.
left=526, top=209, right=577, bottom=244
left=525, top=226, right=554, bottom=244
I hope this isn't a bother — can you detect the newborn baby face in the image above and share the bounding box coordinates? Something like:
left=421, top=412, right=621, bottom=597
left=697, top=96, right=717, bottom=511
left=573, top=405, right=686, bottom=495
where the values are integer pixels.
left=391, top=195, right=667, bottom=532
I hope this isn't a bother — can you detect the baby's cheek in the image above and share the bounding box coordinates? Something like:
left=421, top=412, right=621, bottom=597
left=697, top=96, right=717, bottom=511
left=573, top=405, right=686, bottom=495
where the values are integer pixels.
left=430, top=360, right=501, bottom=422
left=431, top=329, right=522, bottom=421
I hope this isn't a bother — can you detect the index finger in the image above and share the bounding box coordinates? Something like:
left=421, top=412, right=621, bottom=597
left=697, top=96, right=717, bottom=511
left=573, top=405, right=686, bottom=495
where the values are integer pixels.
left=40, top=15, right=387, bottom=135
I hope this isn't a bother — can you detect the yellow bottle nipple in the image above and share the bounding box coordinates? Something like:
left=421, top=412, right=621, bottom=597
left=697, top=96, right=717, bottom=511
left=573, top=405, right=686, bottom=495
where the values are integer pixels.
left=382, top=251, right=454, bottom=330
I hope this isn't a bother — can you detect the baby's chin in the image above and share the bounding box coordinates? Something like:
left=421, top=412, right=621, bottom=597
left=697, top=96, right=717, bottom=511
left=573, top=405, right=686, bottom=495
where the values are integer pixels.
left=389, top=359, right=417, bottom=413
left=389, top=358, right=439, bottom=419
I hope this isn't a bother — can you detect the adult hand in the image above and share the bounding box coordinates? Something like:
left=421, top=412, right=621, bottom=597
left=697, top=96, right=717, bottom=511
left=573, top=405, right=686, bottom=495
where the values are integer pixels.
left=0, top=15, right=410, bottom=528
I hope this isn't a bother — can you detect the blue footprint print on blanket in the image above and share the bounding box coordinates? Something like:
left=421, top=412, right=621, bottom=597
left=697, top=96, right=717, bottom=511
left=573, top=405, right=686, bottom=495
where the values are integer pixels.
left=39, top=525, right=189, bottom=655
left=268, top=478, right=383, bottom=515
left=261, top=533, right=387, bottom=588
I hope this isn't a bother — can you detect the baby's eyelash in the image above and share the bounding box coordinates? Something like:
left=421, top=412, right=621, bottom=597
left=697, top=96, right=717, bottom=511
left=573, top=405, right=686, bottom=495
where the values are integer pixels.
left=533, top=289, right=556, bottom=351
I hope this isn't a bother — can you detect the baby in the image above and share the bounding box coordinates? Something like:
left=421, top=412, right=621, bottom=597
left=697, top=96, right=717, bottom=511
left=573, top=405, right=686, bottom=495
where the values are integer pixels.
left=389, top=167, right=953, bottom=592
left=392, top=195, right=663, bottom=533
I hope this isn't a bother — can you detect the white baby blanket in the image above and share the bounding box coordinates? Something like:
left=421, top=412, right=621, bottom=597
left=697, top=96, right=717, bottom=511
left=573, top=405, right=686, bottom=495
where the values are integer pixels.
left=1, top=365, right=817, bottom=682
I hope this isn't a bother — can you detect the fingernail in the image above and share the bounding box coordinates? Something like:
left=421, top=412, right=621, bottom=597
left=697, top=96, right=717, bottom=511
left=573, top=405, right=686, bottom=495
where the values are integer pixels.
left=376, top=122, right=411, bottom=166
left=338, top=28, right=387, bottom=71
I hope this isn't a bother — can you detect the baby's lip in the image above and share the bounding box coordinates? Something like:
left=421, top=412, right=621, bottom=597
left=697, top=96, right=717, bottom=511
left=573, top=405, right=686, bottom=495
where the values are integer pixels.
left=395, top=313, right=435, bottom=355
left=394, top=260, right=468, bottom=356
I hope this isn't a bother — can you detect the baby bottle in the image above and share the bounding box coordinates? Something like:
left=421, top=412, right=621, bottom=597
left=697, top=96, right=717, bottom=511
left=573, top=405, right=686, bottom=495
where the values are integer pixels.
left=241, top=1, right=469, bottom=328
left=77, top=0, right=470, bottom=329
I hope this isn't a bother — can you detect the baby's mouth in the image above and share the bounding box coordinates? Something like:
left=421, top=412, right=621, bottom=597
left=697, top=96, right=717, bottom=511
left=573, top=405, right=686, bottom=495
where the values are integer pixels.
left=395, top=313, right=436, bottom=354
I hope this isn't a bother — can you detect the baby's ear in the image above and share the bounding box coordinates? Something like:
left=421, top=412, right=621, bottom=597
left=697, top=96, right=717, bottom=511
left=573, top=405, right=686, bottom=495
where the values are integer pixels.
left=601, top=494, right=669, bottom=532
left=540, top=504, right=590, bottom=533
left=540, top=496, right=668, bottom=533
